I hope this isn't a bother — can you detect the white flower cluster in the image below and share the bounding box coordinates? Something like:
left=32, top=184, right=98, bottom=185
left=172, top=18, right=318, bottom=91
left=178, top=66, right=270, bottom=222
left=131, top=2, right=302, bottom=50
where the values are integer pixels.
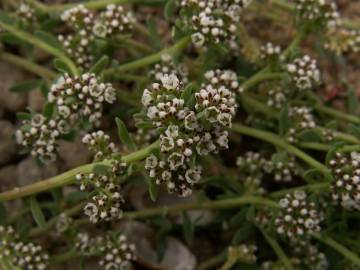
left=75, top=232, right=104, bottom=256
left=329, top=152, right=360, bottom=210
left=287, top=106, right=316, bottom=143
left=286, top=55, right=321, bottom=90
left=48, top=73, right=116, bottom=126
left=99, top=234, right=136, bottom=270
left=93, top=4, right=135, bottom=38
left=266, top=87, right=287, bottom=109
left=142, top=71, right=237, bottom=196
left=15, top=114, right=69, bottom=163
left=260, top=42, right=282, bottom=63
left=275, top=191, right=322, bottom=239
left=59, top=4, right=135, bottom=67
left=149, top=54, right=189, bottom=83
left=180, top=0, right=252, bottom=48
left=294, top=0, right=340, bottom=27
left=325, top=27, right=360, bottom=55
left=55, top=213, right=73, bottom=234
left=82, top=130, right=118, bottom=161
left=0, top=226, right=49, bottom=270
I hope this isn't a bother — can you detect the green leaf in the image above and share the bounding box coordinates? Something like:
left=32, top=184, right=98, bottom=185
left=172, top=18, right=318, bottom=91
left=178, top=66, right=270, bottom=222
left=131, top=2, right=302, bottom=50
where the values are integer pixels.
left=10, top=80, right=42, bottom=93
left=325, top=142, right=345, bottom=165
left=271, top=151, right=288, bottom=163
left=298, top=129, right=322, bottom=142
left=279, top=105, right=290, bottom=135
left=345, top=81, right=358, bottom=114
left=16, top=112, right=31, bottom=121
left=181, top=82, right=197, bottom=107
left=30, top=197, right=46, bottom=228
left=182, top=212, right=194, bottom=244
left=93, top=164, right=110, bottom=175
left=146, top=19, right=162, bottom=50
left=349, top=124, right=360, bottom=139
left=89, top=55, right=109, bottom=75
left=0, top=11, right=13, bottom=24
left=35, top=31, right=62, bottom=50
left=42, top=102, right=55, bottom=119
left=115, top=117, right=137, bottom=151
left=54, top=58, right=73, bottom=74
left=303, top=169, right=324, bottom=184
left=164, top=0, right=177, bottom=20
left=147, top=174, right=158, bottom=202
left=232, top=223, right=253, bottom=244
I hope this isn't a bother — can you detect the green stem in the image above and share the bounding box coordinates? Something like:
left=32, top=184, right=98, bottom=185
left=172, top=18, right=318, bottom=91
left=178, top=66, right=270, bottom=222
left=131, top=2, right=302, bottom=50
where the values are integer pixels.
left=269, top=183, right=329, bottom=198
left=258, top=226, right=294, bottom=270
left=315, top=103, right=360, bottom=126
left=240, top=72, right=284, bottom=92
left=0, top=141, right=159, bottom=202
left=297, top=142, right=330, bottom=151
left=231, top=123, right=331, bottom=177
left=197, top=251, right=227, bottom=270
left=51, top=248, right=78, bottom=263
left=104, top=36, right=191, bottom=76
left=0, top=51, right=57, bottom=82
left=0, top=21, right=78, bottom=75
left=123, top=195, right=279, bottom=219
left=313, top=233, right=360, bottom=267
left=122, top=38, right=154, bottom=54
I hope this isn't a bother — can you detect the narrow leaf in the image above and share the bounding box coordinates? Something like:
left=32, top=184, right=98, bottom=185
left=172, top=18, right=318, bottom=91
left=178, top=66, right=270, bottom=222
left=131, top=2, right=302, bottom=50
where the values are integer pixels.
left=30, top=197, right=46, bottom=228
left=89, top=55, right=109, bottom=75
left=53, top=58, right=73, bottom=74
left=279, top=105, right=290, bottom=135
left=164, top=0, right=177, bottom=20
left=10, top=80, right=42, bottom=93
left=182, top=212, right=194, bottom=244
left=42, top=102, right=55, bottom=119
left=35, top=31, right=62, bottom=50
left=115, top=117, right=137, bottom=151
left=93, top=164, right=110, bottom=175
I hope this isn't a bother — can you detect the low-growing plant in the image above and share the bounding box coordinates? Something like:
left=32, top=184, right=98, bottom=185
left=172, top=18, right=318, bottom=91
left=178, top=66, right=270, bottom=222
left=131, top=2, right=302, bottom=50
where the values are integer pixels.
left=0, top=0, right=360, bottom=269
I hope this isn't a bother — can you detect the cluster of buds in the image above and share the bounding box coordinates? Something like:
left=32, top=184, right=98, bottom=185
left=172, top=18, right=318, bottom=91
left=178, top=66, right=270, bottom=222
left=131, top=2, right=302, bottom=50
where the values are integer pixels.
left=203, top=69, right=240, bottom=92
left=269, top=156, right=298, bottom=183
left=266, top=87, right=288, bottom=109
left=149, top=54, right=189, bottom=83
left=226, top=244, right=257, bottom=264
left=48, top=73, right=116, bottom=126
left=75, top=232, right=104, bottom=256
left=294, top=0, right=340, bottom=27
left=329, top=152, right=360, bottom=210
left=275, top=191, right=323, bottom=239
left=290, top=240, right=328, bottom=270
left=325, top=27, right=360, bottom=55
left=17, top=2, right=36, bottom=23
left=285, top=55, right=321, bottom=91
left=78, top=131, right=128, bottom=223
left=0, top=226, right=49, bottom=270
left=15, top=114, right=69, bottom=163
left=82, top=130, right=118, bottom=161
left=236, top=152, right=268, bottom=192
left=287, top=106, right=317, bottom=143
left=55, top=213, right=73, bottom=234
left=260, top=42, right=282, bottom=63
left=180, top=0, right=252, bottom=48
left=59, top=4, right=135, bottom=67
left=99, top=234, right=136, bottom=270
left=142, top=71, right=237, bottom=196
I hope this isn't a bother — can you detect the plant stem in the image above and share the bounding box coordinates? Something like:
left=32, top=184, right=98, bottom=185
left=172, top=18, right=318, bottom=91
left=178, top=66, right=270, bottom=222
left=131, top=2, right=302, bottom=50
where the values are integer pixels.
left=104, top=36, right=191, bottom=76
left=258, top=226, right=294, bottom=270
left=0, top=141, right=159, bottom=202
left=297, top=142, right=330, bottom=151
left=313, top=233, right=360, bottom=267
left=231, top=123, right=331, bottom=177
left=240, top=72, right=283, bottom=92
left=123, top=195, right=280, bottom=219
left=51, top=248, right=78, bottom=263
left=197, top=251, right=227, bottom=270
left=0, top=21, right=78, bottom=75
left=0, top=51, right=57, bottom=82
left=269, top=183, right=329, bottom=198
left=315, top=103, right=360, bottom=126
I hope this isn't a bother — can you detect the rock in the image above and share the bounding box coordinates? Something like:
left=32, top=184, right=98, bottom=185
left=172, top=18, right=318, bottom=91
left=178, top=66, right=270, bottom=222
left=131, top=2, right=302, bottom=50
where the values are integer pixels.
left=0, top=61, right=28, bottom=112
left=28, top=90, right=46, bottom=112
left=0, top=120, right=17, bottom=165
left=58, top=135, right=92, bottom=169
left=0, top=165, right=17, bottom=192
left=17, top=157, right=59, bottom=186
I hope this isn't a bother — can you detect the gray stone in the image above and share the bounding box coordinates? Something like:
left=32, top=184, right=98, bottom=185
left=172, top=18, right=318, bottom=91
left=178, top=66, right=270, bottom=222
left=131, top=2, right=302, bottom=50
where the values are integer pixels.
left=58, top=135, right=92, bottom=169
left=0, top=61, right=28, bottom=112
left=17, top=157, right=59, bottom=186
left=0, top=165, right=17, bottom=192
left=0, top=120, right=17, bottom=165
